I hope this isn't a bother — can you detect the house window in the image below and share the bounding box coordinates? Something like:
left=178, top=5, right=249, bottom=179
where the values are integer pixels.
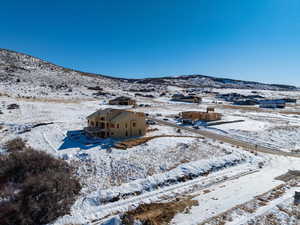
left=132, top=122, right=136, bottom=127
left=100, top=117, right=105, bottom=120
left=96, top=122, right=99, bottom=127
left=125, top=131, right=128, bottom=136
left=117, top=124, right=119, bottom=128
left=110, top=123, right=115, bottom=128
left=139, top=129, right=142, bottom=135
left=91, top=121, right=94, bottom=127
left=111, top=132, right=114, bottom=136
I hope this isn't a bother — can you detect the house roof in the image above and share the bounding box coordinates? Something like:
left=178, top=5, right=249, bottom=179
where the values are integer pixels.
left=172, top=94, right=184, bottom=98
left=111, top=96, right=133, bottom=101
left=181, top=96, right=200, bottom=100
left=87, top=108, right=121, bottom=119
left=259, top=99, right=286, bottom=104
left=111, top=111, right=131, bottom=122
left=172, top=94, right=200, bottom=99
left=87, top=108, right=144, bottom=122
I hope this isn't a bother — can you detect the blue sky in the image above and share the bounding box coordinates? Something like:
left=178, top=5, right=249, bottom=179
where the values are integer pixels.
left=1, top=0, right=300, bottom=85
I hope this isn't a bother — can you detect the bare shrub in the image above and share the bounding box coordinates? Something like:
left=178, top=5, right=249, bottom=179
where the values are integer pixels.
left=0, top=148, right=81, bottom=225
left=7, top=103, right=20, bottom=110
left=3, top=137, right=26, bottom=152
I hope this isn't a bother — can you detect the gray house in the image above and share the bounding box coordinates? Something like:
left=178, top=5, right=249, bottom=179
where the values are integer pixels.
left=259, top=99, right=286, bottom=109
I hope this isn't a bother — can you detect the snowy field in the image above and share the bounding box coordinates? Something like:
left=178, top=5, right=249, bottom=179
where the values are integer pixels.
left=205, top=110, right=300, bottom=152
left=0, top=95, right=259, bottom=193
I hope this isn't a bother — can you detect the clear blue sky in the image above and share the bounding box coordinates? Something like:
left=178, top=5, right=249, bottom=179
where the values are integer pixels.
left=1, top=0, right=300, bottom=85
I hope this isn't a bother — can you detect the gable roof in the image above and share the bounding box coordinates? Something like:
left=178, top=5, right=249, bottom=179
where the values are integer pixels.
left=87, top=108, right=121, bottom=119
left=111, top=111, right=131, bottom=122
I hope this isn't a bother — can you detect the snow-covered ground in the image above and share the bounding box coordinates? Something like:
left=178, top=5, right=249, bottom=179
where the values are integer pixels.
left=0, top=95, right=258, bottom=192
left=172, top=155, right=300, bottom=225
left=203, top=111, right=300, bottom=152
left=1, top=87, right=300, bottom=225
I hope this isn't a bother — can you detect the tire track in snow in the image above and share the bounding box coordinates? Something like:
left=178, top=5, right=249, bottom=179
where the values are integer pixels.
left=42, top=132, right=57, bottom=153
left=85, top=168, right=259, bottom=224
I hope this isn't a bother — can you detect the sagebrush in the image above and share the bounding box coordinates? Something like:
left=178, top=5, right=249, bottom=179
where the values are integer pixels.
left=0, top=140, right=81, bottom=225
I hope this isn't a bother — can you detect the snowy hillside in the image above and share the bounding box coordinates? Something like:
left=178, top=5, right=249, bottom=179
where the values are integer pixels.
left=0, top=48, right=297, bottom=99
left=0, top=48, right=119, bottom=98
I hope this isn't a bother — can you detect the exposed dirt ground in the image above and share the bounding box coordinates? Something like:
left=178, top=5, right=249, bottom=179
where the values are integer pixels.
left=122, top=197, right=199, bottom=225
left=275, top=170, right=300, bottom=182
left=114, top=135, right=203, bottom=149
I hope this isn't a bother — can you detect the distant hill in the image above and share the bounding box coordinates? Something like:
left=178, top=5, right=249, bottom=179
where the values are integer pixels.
left=127, top=74, right=298, bottom=90
left=0, top=48, right=298, bottom=95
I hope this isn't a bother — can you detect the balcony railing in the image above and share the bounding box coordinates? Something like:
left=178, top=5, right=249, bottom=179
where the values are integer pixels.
left=84, top=127, right=107, bottom=133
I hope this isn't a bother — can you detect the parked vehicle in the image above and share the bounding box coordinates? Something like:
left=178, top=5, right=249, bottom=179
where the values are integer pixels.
left=146, top=120, right=156, bottom=125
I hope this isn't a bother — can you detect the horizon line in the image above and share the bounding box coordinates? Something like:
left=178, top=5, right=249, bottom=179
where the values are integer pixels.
left=1, top=47, right=298, bottom=88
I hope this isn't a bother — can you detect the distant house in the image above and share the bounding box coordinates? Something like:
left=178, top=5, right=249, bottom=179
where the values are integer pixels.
left=247, top=94, right=264, bottom=99
left=259, top=99, right=286, bottom=109
left=217, top=93, right=264, bottom=103
left=171, top=94, right=202, bottom=103
left=85, top=108, right=146, bottom=138
left=281, top=98, right=297, bottom=103
left=233, top=99, right=258, bottom=106
left=180, top=108, right=222, bottom=123
left=108, top=96, right=136, bottom=106
left=217, top=93, right=245, bottom=102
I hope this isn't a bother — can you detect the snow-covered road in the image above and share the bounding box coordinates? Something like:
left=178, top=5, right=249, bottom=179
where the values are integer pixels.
left=172, top=155, right=300, bottom=224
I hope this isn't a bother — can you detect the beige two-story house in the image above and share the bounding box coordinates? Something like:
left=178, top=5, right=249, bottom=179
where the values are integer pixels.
left=85, top=108, right=146, bottom=138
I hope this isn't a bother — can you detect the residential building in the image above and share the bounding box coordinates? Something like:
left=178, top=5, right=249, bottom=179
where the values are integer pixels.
left=85, top=108, right=146, bottom=138
left=233, top=99, right=258, bottom=106
left=108, top=96, right=136, bottom=105
left=259, top=99, right=286, bottom=109
left=180, top=109, right=222, bottom=123
left=171, top=94, right=202, bottom=103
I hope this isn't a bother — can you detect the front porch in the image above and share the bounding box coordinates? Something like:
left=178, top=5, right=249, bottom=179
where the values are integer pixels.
left=84, top=127, right=110, bottom=138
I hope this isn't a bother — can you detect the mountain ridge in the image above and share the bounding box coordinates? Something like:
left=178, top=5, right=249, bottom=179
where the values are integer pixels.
left=0, top=48, right=298, bottom=92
